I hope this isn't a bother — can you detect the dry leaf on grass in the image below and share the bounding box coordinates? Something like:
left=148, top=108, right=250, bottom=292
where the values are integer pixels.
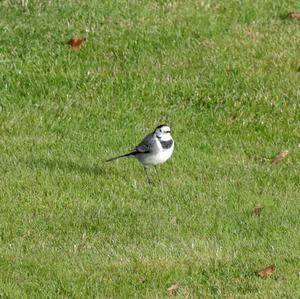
left=67, top=37, right=86, bottom=48
left=256, top=265, right=275, bottom=277
left=272, top=150, right=289, bottom=164
left=254, top=207, right=264, bottom=217
left=167, top=283, right=179, bottom=294
left=289, top=10, right=300, bottom=20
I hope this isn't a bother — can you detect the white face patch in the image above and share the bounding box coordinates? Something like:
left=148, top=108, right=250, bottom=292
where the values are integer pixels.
left=155, top=125, right=171, bottom=139
left=155, top=126, right=172, bottom=141
left=155, top=128, right=163, bottom=138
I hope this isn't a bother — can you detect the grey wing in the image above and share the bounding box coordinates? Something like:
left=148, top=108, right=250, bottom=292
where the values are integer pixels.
left=134, top=133, right=154, bottom=153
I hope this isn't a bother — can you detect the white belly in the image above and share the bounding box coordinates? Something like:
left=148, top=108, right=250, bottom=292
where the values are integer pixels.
left=138, top=141, right=174, bottom=166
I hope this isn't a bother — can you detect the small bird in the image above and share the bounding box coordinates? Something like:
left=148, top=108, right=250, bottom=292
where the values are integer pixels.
left=106, top=124, right=174, bottom=183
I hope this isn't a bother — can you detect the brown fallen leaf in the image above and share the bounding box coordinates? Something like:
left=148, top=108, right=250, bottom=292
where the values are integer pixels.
left=254, top=207, right=264, bottom=217
left=272, top=150, right=289, bottom=164
left=167, top=283, right=179, bottom=294
left=256, top=265, right=275, bottom=277
left=289, top=10, right=300, bottom=20
left=67, top=37, right=86, bottom=48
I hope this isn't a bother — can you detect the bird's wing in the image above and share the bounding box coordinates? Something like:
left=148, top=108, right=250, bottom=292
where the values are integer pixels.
left=134, top=132, right=154, bottom=153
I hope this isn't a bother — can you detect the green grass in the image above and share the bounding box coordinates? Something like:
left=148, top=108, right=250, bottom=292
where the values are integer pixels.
left=1, top=0, right=300, bottom=297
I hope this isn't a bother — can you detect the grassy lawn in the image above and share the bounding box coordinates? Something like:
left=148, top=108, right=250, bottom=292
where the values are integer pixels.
left=1, top=0, right=300, bottom=297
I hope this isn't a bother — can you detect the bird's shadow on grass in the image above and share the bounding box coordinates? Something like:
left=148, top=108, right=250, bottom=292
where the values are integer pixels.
left=27, top=157, right=109, bottom=176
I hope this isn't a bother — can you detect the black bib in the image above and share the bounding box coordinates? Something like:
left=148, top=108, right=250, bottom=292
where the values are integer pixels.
left=160, top=139, right=173, bottom=149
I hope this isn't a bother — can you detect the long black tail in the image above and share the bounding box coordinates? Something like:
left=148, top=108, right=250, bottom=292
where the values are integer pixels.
left=106, top=152, right=136, bottom=162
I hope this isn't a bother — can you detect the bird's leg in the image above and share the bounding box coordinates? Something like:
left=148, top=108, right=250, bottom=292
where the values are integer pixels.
left=154, top=165, right=163, bottom=187
left=144, top=167, right=152, bottom=184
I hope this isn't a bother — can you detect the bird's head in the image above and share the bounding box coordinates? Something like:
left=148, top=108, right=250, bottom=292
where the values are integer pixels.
left=154, top=124, right=172, bottom=140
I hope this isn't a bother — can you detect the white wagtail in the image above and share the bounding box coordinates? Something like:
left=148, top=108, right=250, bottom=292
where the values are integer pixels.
left=106, top=124, right=174, bottom=183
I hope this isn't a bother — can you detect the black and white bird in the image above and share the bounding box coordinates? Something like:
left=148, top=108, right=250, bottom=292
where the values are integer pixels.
left=106, top=124, right=174, bottom=183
